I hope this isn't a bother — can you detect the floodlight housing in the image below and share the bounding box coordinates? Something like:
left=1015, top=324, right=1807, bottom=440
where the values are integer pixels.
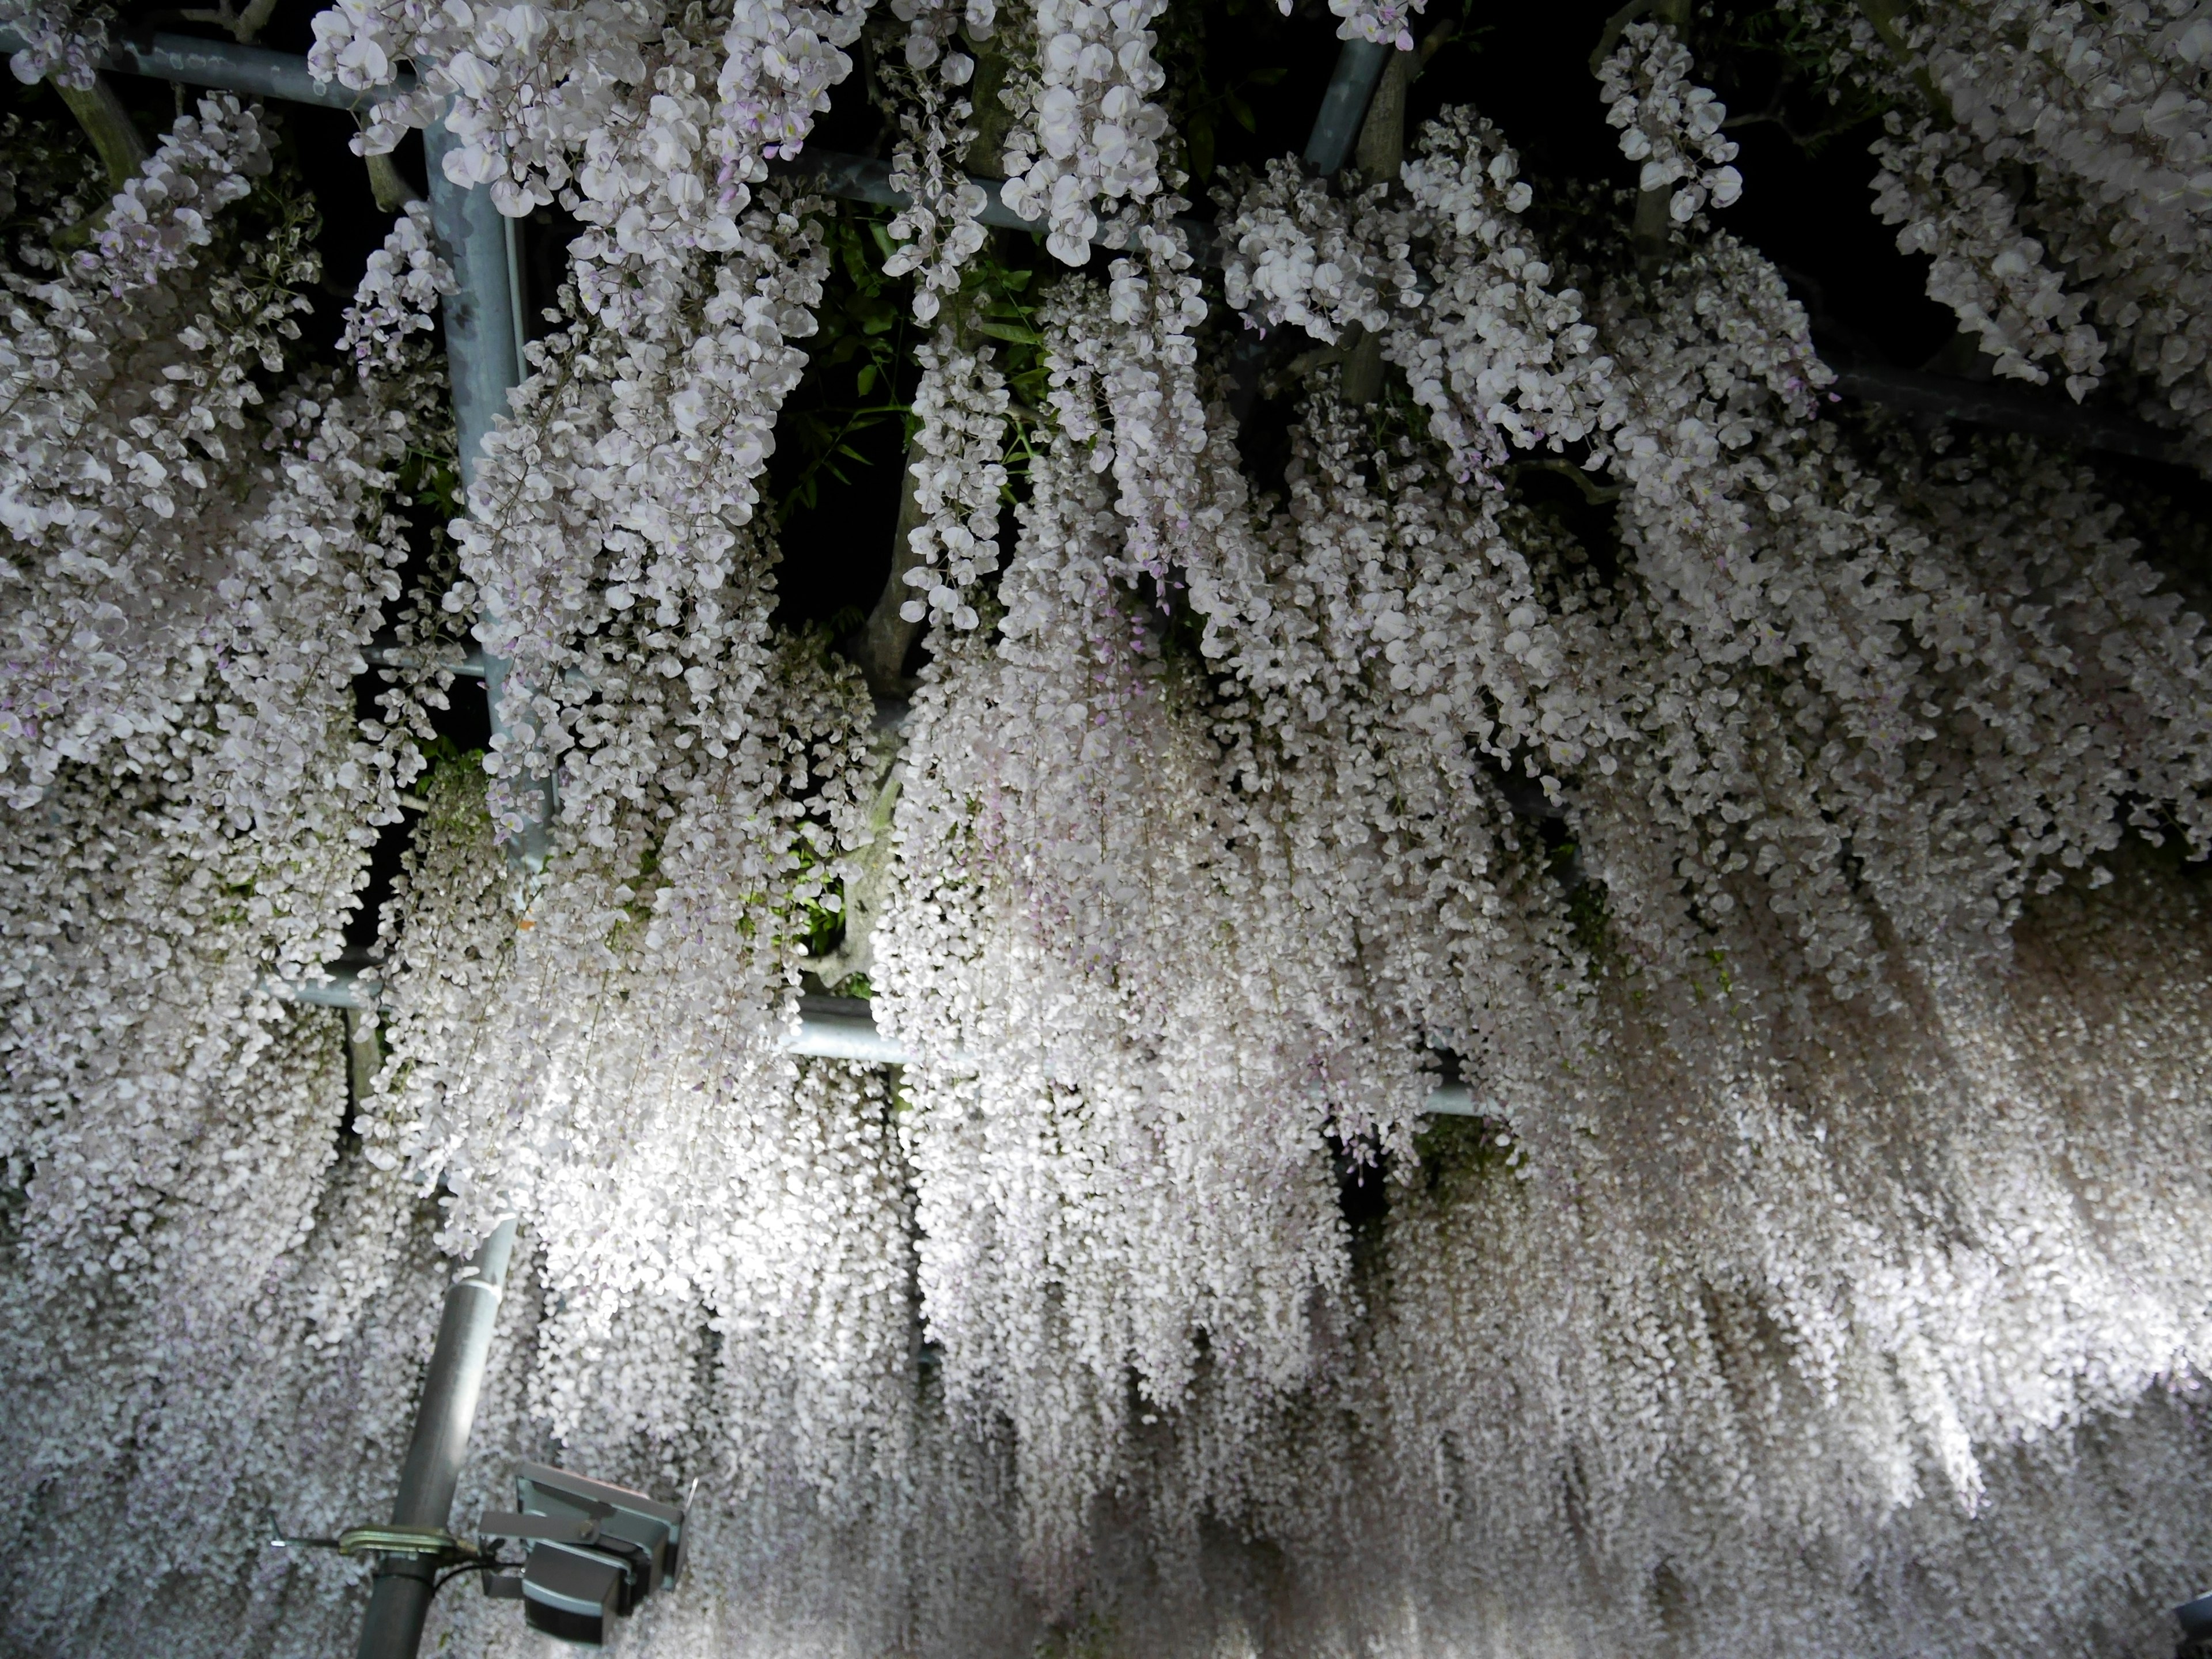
left=521, top=1544, right=627, bottom=1645
left=507, top=1463, right=687, bottom=1646
left=2179, top=1591, right=2212, bottom=1647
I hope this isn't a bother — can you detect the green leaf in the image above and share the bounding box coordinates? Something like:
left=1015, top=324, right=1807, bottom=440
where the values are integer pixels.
left=856, top=363, right=878, bottom=396
left=1225, top=90, right=1255, bottom=133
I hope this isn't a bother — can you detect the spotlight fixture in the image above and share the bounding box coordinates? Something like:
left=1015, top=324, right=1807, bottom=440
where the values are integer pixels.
left=2177, top=1591, right=2212, bottom=1658
left=476, top=1464, right=688, bottom=1646
left=278, top=1464, right=688, bottom=1652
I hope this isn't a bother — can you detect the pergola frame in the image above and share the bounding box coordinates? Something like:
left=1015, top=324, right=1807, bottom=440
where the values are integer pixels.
left=2, top=20, right=2186, bottom=1093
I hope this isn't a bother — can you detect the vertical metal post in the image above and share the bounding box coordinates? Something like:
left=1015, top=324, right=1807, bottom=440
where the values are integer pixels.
left=423, top=121, right=552, bottom=869
left=1302, top=39, right=1391, bottom=175
left=355, top=116, right=543, bottom=1659
left=355, top=1216, right=520, bottom=1659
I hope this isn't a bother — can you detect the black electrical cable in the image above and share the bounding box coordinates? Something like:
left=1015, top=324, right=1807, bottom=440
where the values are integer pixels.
left=431, top=1556, right=517, bottom=1597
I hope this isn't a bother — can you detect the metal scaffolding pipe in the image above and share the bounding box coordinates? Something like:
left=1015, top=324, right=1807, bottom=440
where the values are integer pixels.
left=354, top=1216, right=518, bottom=1659
left=1302, top=39, right=1392, bottom=174
left=272, top=975, right=1483, bottom=1113
left=1826, top=359, right=2195, bottom=467
left=17, top=25, right=2198, bottom=469
left=0, top=26, right=411, bottom=109
left=421, top=120, right=553, bottom=868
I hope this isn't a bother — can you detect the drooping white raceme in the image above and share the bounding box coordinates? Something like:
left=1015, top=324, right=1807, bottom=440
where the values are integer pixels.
left=0, top=96, right=292, bottom=802
left=1785, top=0, right=2212, bottom=437
left=1275, top=861, right=2212, bottom=1659
left=1599, top=20, right=1743, bottom=224
left=1215, top=157, right=1418, bottom=344
left=880, top=0, right=994, bottom=323
left=870, top=296, right=1597, bottom=1595
left=874, top=439, right=1370, bottom=1598
left=0, top=145, right=442, bottom=1308
left=0, top=145, right=454, bottom=1657
left=337, top=199, right=454, bottom=380
left=309, top=0, right=865, bottom=251
left=999, top=0, right=1173, bottom=264
left=309, top=0, right=664, bottom=215
left=1578, top=229, right=2212, bottom=994
left=1034, top=224, right=1229, bottom=603
left=1386, top=111, right=1612, bottom=479
left=1871, top=116, right=2105, bottom=396
left=1314, top=0, right=1423, bottom=51
left=1207, top=391, right=1600, bottom=1104
left=0, top=1005, right=442, bottom=1659
left=453, top=188, right=828, bottom=843
left=0, top=0, right=111, bottom=88
left=898, top=325, right=1009, bottom=632
left=717, top=0, right=873, bottom=160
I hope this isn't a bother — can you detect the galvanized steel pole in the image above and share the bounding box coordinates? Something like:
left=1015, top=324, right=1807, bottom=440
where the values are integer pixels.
left=1302, top=39, right=1391, bottom=175
left=354, top=1217, right=520, bottom=1659
left=422, top=121, right=554, bottom=869
left=350, top=119, right=542, bottom=1659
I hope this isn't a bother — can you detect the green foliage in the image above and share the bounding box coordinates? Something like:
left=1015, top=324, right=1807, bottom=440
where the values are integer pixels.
left=793, top=832, right=849, bottom=963
left=777, top=204, right=916, bottom=525
left=1702, top=0, right=1892, bottom=154
left=1035, top=1611, right=1121, bottom=1659
left=411, top=737, right=493, bottom=828
left=1412, top=1110, right=1522, bottom=1190
left=777, top=199, right=1064, bottom=520
left=956, top=250, right=1055, bottom=484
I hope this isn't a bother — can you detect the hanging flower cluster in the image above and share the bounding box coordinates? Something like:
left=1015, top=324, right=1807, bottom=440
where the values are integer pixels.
left=998, top=0, right=1173, bottom=263
left=453, top=186, right=829, bottom=841
left=0, top=0, right=112, bottom=88
left=0, top=94, right=464, bottom=1658
left=1316, top=0, right=1424, bottom=51
left=310, top=0, right=866, bottom=247
left=897, top=324, right=1010, bottom=631
left=310, top=0, right=664, bottom=214
left=1598, top=19, right=1743, bottom=223
left=337, top=199, right=453, bottom=378
left=880, top=0, right=994, bottom=321
left=1789, top=0, right=2212, bottom=432
left=4, top=5, right=2212, bottom=1657
left=1387, top=111, right=1609, bottom=476
left=0, top=95, right=287, bottom=799
left=1214, top=156, right=1416, bottom=344
left=1236, top=859, right=2212, bottom=1659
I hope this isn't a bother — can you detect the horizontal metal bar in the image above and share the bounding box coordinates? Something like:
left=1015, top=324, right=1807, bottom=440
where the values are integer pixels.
left=769, top=149, right=1035, bottom=235
left=278, top=974, right=371, bottom=1009
left=362, top=642, right=488, bottom=678
left=1425, top=1083, right=1476, bottom=1117
left=0, top=26, right=409, bottom=109
left=266, top=975, right=1479, bottom=1112
left=766, top=148, right=1220, bottom=264
left=1826, top=359, right=2196, bottom=468
left=791, top=994, right=917, bottom=1065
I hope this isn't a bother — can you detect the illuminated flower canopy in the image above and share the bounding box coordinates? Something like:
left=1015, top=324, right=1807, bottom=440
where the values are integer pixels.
left=2, top=1, right=2211, bottom=1656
